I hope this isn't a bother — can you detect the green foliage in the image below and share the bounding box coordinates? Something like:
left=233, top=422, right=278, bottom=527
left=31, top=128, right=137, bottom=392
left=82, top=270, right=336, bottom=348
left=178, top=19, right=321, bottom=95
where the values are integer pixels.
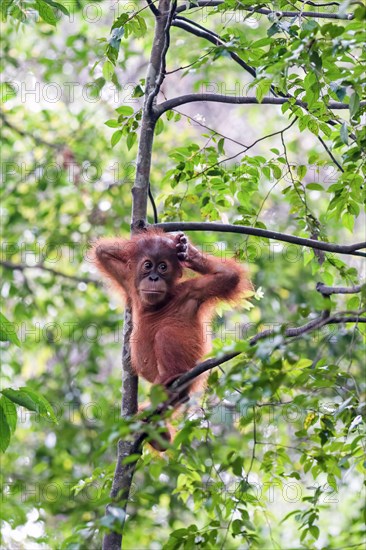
left=1, top=0, right=365, bottom=548
left=0, top=312, right=20, bottom=346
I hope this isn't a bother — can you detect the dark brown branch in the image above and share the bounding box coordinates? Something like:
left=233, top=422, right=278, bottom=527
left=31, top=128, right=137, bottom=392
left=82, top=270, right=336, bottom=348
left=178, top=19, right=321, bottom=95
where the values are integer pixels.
left=103, top=307, right=138, bottom=550
left=170, top=311, right=366, bottom=392
left=317, top=135, right=344, bottom=173
left=316, top=282, right=364, bottom=296
left=172, top=16, right=352, bottom=156
left=153, top=222, right=366, bottom=258
left=147, top=0, right=177, bottom=109
left=132, top=1, right=173, bottom=223
left=303, top=1, right=340, bottom=6
left=146, top=0, right=160, bottom=16
left=172, top=17, right=257, bottom=78
left=156, top=93, right=364, bottom=116
left=135, top=309, right=366, bottom=444
left=175, top=0, right=354, bottom=19
left=103, top=2, right=172, bottom=548
left=176, top=0, right=222, bottom=11
left=0, top=260, right=97, bottom=285
left=232, top=7, right=353, bottom=20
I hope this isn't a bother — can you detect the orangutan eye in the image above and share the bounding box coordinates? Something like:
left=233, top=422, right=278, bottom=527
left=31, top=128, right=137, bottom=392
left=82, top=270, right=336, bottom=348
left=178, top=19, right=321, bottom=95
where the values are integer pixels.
left=143, top=260, right=153, bottom=270
left=159, top=262, right=167, bottom=272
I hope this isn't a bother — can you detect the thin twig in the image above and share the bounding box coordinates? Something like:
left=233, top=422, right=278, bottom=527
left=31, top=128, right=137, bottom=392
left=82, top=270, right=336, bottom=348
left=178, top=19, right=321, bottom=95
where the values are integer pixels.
left=0, top=260, right=98, bottom=285
left=172, top=108, right=251, bottom=148
left=1, top=111, right=62, bottom=150
left=181, top=120, right=296, bottom=183
left=317, top=135, right=344, bottom=173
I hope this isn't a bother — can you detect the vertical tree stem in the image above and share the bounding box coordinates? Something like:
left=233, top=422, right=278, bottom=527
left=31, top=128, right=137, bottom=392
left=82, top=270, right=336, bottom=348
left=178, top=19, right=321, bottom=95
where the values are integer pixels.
left=102, top=1, right=173, bottom=548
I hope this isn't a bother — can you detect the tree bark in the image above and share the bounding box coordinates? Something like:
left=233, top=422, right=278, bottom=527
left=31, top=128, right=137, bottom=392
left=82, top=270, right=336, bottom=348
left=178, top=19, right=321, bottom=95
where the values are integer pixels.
left=102, top=1, right=174, bottom=548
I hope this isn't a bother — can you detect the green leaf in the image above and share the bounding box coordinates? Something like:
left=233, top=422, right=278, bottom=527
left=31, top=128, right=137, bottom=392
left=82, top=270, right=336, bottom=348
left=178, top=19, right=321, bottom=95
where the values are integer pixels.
left=43, top=0, right=69, bottom=16
left=349, top=92, right=360, bottom=118
left=0, top=396, right=17, bottom=433
left=0, top=312, right=20, bottom=346
left=1, top=388, right=38, bottom=412
left=271, top=165, right=282, bottom=179
left=35, top=0, right=57, bottom=25
left=111, top=130, right=122, bottom=147
left=347, top=296, right=360, bottom=310
left=0, top=402, right=11, bottom=453
left=251, top=37, right=272, bottom=48
left=232, top=519, right=243, bottom=535
left=1, top=0, right=15, bottom=21
left=306, top=183, right=323, bottom=191
left=303, top=19, right=318, bottom=32
left=297, top=165, right=307, bottom=180
left=309, top=525, right=319, bottom=540
left=102, top=60, right=114, bottom=81
left=267, top=23, right=280, bottom=37
left=0, top=82, right=17, bottom=103
left=342, top=211, right=354, bottom=232
left=109, top=26, right=124, bottom=51
left=155, top=118, right=164, bottom=135
left=115, top=106, right=134, bottom=116
left=307, top=119, right=319, bottom=135
left=340, top=122, right=348, bottom=144
left=330, top=82, right=346, bottom=102
left=256, top=79, right=272, bottom=103
left=104, top=119, right=119, bottom=128
left=133, top=85, right=144, bottom=98
left=126, top=132, right=137, bottom=150
left=111, top=13, right=129, bottom=31
left=2, top=387, right=57, bottom=423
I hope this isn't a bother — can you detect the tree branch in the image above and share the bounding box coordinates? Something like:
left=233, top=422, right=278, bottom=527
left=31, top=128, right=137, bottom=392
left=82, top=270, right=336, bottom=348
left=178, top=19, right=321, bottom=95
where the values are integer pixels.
left=172, top=16, right=352, bottom=156
left=102, top=1, right=173, bottom=548
left=187, top=119, right=296, bottom=182
left=0, top=110, right=62, bottom=150
left=131, top=308, right=366, bottom=447
left=317, top=135, right=344, bottom=173
left=0, top=260, right=98, bottom=285
left=146, top=0, right=160, bottom=16
left=153, top=222, right=366, bottom=258
left=172, top=14, right=357, bottom=148
left=156, top=93, right=363, bottom=116
left=172, top=17, right=257, bottom=78
left=176, top=0, right=222, bottom=11
left=169, top=311, right=366, bottom=392
left=316, top=282, right=364, bottom=296
left=147, top=0, right=177, bottom=110
left=132, top=0, right=173, bottom=224
left=175, top=0, right=354, bottom=19
left=103, top=307, right=137, bottom=550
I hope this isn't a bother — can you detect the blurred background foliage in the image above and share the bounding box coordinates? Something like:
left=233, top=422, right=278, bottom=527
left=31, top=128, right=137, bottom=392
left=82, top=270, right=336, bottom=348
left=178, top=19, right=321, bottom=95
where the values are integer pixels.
left=0, top=0, right=365, bottom=548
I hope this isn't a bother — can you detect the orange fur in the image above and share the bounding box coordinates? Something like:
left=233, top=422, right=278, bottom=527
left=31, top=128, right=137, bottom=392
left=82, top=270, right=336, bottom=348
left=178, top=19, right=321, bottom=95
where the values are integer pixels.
left=92, top=229, right=252, bottom=450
